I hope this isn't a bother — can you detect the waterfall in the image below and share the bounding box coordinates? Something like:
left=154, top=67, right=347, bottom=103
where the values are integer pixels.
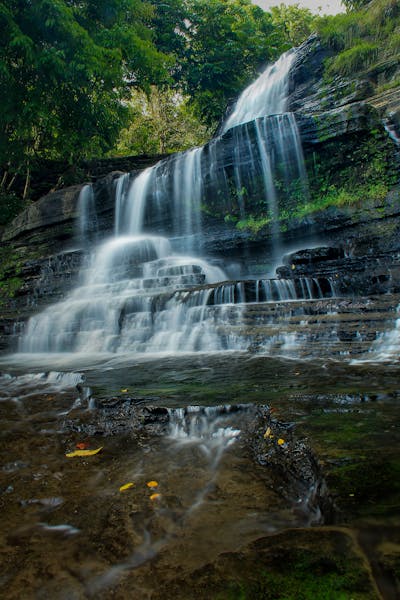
left=221, top=50, right=295, bottom=132
left=357, top=304, right=400, bottom=362
left=78, top=184, right=98, bottom=239
left=20, top=46, right=319, bottom=357
left=220, top=48, right=308, bottom=254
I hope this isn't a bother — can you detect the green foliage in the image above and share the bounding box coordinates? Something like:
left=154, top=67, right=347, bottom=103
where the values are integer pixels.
left=342, top=0, right=371, bottom=9
left=317, top=0, right=400, bottom=76
left=236, top=214, right=271, bottom=235
left=0, top=189, right=26, bottom=226
left=151, top=0, right=282, bottom=127
left=289, top=130, right=398, bottom=221
left=0, top=247, right=26, bottom=305
left=326, top=42, right=379, bottom=76
left=0, top=276, right=23, bottom=303
left=270, top=3, right=317, bottom=48
left=0, top=0, right=170, bottom=191
left=114, top=86, right=209, bottom=155
left=293, top=181, right=389, bottom=219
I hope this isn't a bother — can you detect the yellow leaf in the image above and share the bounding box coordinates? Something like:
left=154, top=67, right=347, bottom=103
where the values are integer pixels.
left=65, top=446, right=103, bottom=458
left=263, top=427, right=271, bottom=439
left=150, top=493, right=161, bottom=501
left=146, top=480, right=158, bottom=488
left=277, top=438, right=285, bottom=446
left=120, top=388, right=129, bottom=393
left=119, top=482, right=134, bottom=492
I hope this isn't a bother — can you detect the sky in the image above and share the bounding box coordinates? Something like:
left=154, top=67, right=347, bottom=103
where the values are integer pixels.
left=252, top=0, right=345, bottom=15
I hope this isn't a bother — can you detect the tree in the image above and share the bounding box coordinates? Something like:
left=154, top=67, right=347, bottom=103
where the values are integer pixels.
left=341, top=0, right=371, bottom=9
left=270, top=3, right=317, bottom=48
left=114, top=86, right=208, bottom=155
left=0, top=0, right=170, bottom=197
left=150, top=0, right=281, bottom=128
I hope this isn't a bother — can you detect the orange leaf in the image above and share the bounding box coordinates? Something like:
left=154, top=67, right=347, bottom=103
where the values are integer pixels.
left=76, top=442, right=90, bottom=450
left=146, top=480, right=158, bottom=488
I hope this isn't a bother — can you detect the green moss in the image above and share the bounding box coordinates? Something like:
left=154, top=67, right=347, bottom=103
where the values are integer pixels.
left=217, top=551, right=373, bottom=600
left=283, top=128, right=398, bottom=222
left=377, top=76, right=400, bottom=93
left=293, top=181, right=389, bottom=219
left=236, top=214, right=271, bottom=235
left=0, top=277, right=23, bottom=300
left=0, top=245, right=39, bottom=306
left=224, top=214, right=238, bottom=224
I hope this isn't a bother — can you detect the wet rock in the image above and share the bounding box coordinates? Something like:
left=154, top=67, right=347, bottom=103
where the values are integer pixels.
left=244, top=406, right=334, bottom=525
left=282, top=246, right=345, bottom=266
left=63, top=399, right=334, bottom=527
left=63, top=397, right=170, bottom=437
left=152, top=528, right=379, bottom=600
left=276, top=249, right=400, bottom=296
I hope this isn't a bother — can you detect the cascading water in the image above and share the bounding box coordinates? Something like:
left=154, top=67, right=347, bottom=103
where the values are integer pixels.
left=20, top=46, right=319, bottom=356
left=78, top=184, right=98, bottom=240
left=221, top=50, right=296, bottom=132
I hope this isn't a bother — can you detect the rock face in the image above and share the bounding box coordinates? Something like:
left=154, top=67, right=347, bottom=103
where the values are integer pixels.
left=0, top=35, right=400, bottom=352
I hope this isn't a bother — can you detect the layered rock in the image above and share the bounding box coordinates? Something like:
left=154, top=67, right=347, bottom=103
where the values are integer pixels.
left=1, top=35, right=400, bottom=353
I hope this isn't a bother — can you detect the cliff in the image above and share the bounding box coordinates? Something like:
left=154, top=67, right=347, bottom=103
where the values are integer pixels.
left=0, top=35, right=399, bottom=352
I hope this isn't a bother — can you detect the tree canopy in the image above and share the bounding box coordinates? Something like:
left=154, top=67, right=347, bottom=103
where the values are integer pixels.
left=0, top=0, right=170, bottom=187
left=0, top=0, right=284, bottom=192
left=147, top=0, right=283, bottom=126
left=270, top=3, right=317, bottom=48
left=3, top=0, right=394, bottom=226
left=114, top=86, right=208, bottom=155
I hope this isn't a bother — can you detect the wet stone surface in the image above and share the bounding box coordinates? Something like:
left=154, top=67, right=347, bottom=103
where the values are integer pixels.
left=0, top=357, right=399, bottom=599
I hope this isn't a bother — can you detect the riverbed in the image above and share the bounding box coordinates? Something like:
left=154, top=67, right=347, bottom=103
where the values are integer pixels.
left=0, top=352, right=399, bottom=599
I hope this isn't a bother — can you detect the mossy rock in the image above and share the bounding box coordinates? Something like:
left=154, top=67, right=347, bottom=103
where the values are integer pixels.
left=151, top=528, right=379, bottom=600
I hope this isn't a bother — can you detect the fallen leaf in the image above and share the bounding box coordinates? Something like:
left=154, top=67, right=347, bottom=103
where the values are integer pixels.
left=65, top=447, right=103, bottom=458
left=263, top=427, right=271, bottom=439
left=150, top=493, right=161, bottom=501
left=146, top=480, right=158, bottom=488
left=119, top=482, right=134, bottom=492
left=120, top=388, right=129, bottom=393
left=277, top=438, right=285, bottom=446
left=75, top=442, right=90, bottom=450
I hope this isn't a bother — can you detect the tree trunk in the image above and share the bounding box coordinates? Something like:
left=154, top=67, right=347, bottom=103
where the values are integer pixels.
left=23, top=166, right=31, bottom=200
left=6, top=173, right=16, bottom=191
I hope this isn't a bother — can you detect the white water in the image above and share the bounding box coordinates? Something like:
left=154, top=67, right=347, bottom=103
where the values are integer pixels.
left=221, top=48, right=307, bottom=255
left=222, top=50, right=295, bottom=133
left=20, top=46, right=319, bottom=357
left=0, top=371, right=86, bottom=403
left=355, top=304, right=400, bottom=362
left=78, top=184, right=97, bottom=239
